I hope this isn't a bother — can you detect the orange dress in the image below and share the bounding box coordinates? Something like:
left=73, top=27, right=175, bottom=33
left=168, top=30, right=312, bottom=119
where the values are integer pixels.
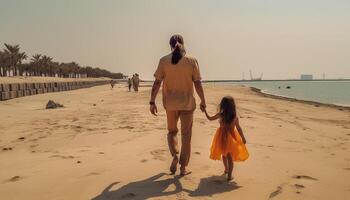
left=210, top=124, right=249, bottom=161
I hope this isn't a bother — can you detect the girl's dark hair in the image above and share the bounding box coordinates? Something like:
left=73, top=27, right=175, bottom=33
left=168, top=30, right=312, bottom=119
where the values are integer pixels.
left=219, top=96, right=237, bottom=147
left=169, top=34, right=186, bottom=64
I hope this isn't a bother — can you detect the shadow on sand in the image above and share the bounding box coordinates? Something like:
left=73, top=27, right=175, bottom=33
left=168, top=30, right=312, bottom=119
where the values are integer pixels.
left=91, top=173, right=182, bottom=200
left=185, top=175, right=242, bottom=197
left=91, top=173, right=241, bottom=200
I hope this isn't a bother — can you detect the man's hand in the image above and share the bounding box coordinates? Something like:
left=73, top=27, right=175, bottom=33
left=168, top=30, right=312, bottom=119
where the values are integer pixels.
left=150, top=104, right=158, bottom=116
left=200, top=101, right=206, bottom=112
left=194, top=81, right=206, bottom=112
left=150, top=79, right=162, bottom=116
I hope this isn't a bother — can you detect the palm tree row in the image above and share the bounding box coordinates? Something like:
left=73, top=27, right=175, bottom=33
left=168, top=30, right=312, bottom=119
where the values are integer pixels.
left=0, top=43, right=124, bottom=79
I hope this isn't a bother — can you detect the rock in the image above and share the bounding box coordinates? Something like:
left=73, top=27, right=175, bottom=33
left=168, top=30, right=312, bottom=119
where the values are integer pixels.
left=286, top=86, right=291, bottom=89
left=46, top=100, right=64, bottom=109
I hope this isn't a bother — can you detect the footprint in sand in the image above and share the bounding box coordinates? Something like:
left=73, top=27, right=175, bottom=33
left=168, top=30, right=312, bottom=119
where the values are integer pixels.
left=269, top=185, right=283, bottom=199
left=140, top=159, right=148, bottom=163
left=150, top=149, right=167, bottom=161
left=119, top=126, right=134, bottom=130
left=87, top=172, right=100, bottom=176
left=344, top=168, right=350, bottom=171
left=294, top=184, right=305, bottom=194
left=49, top=155, right=75, bottom=159
left=71, top=118, right=79, bottom=122
left=294, top=184, right=305, bottom=189
left=194, top=151, right=201, bottom=155
left=8, top=176, right=21, bottom=182
left=292, top=175, right=318, bottom=181
left=2, top=147, right=13, bottom=151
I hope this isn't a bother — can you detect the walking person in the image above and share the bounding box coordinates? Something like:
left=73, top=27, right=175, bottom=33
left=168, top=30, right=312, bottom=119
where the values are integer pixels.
left=149, top=34, right=206, bottom=176
left=133, top=73, right=140, bottom=92
left=110, top=80, right=116, bottom=89
left=204, top=96, right=249, bottom=181
left=127, top=78, right=132, bottom=92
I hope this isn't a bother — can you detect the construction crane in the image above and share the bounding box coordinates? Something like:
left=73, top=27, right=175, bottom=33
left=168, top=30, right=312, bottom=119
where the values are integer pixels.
left=249, top=70, right=263, bottom=81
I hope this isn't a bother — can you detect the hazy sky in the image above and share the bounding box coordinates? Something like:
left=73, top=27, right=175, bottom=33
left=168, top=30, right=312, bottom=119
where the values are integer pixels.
left=1, top=0, right=349, bottom=80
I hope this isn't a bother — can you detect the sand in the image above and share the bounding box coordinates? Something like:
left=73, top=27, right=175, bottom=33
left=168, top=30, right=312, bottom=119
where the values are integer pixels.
left=0, top=83, right=349, bottom=200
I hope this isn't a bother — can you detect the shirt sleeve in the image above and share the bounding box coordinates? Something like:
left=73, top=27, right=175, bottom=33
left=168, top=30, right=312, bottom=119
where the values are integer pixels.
left=154, top=59, right=164, bottom=80
left=192, top=58, right=202, bottom=81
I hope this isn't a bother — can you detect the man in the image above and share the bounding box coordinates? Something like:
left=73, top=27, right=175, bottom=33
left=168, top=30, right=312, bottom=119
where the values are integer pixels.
left=149, top=34, right=206, bottom=176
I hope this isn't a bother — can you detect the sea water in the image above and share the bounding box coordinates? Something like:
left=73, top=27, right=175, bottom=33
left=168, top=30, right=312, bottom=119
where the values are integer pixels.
left=229, top=80, right=350, bottom=106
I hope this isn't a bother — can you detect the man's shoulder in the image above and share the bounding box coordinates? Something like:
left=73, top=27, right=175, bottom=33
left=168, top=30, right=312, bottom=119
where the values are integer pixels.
left=184, top=55, right=197, bottom=61
left=184, top=55, right=198, bottom=66
left=160, top=54, right=172, bottom=62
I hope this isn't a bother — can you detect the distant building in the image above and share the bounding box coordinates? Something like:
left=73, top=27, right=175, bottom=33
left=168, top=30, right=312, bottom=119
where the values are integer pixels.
left=300, top=74, right=313, bottom=80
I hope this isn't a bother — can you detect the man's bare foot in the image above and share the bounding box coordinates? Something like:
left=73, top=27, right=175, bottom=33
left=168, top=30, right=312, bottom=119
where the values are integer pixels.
left=170, top=156, right=178, bottom=174
left=224, top=170, right=228, bottom=174
left=180, top=166, right=192, bottom=176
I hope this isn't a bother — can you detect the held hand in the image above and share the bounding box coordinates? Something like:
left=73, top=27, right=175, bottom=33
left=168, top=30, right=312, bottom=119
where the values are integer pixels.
left=200, top=101, right=206, bottom=112
left=150, top=104, right=158, bottom=116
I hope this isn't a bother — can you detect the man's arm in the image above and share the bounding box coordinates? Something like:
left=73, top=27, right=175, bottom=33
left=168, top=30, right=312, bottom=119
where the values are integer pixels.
left=150, top=79, right=162, bottom=115
left=194, top=80, right=206, bottom=111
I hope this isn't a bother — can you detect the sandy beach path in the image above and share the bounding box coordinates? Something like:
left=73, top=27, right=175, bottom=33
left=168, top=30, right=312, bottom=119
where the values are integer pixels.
left=0, top=83, right=349, bottom=200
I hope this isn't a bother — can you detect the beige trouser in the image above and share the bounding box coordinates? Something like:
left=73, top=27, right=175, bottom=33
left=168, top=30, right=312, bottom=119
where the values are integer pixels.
left=166, top=110, right=194, bottom=167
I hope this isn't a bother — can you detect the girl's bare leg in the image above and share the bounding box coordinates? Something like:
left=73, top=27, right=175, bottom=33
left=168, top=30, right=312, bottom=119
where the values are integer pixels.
left=222, top=155, right=228, bottom=174
left=227, top=153, right=234, bottom=181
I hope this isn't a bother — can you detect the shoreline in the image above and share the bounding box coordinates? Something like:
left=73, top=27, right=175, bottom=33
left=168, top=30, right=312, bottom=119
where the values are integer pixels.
left=249, top=86, right=350, bottom=111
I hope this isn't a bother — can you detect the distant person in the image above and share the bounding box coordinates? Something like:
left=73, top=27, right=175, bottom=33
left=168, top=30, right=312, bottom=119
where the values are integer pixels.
left=110, top=80, right=116, bottom=89
left=149, top=34, right=206, bottom=176
left=127, top=78, right=132, bottom=92
left=204, top=96, right=249, bottom=181
left=133, top=73, right=140, bottom=92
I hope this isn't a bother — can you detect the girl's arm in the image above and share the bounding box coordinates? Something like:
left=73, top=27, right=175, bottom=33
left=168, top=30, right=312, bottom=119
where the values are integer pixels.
left=235, top=117, right=247, bottom=144
left=204, top=109, right=220, bottom=121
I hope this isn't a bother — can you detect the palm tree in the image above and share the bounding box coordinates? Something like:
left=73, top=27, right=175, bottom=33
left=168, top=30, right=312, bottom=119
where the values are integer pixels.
left=3, top=43, right=27, bottom=76
left=1, top=42, right=125, bottom=79
left=40, top=55, right=53, bottom=76
left=0, top=50, right=5, bottom=76
left=30, top=54, right=42, bottom=76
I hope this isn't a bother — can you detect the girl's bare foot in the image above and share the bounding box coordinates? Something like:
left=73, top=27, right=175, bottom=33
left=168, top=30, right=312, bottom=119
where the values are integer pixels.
left=227, top=173, right=234, bottom=181
left=170, top=156, right=178, bottom=174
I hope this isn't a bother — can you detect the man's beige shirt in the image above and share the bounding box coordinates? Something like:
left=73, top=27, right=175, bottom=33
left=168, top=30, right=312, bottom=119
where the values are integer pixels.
left=154, top=54, right=201, bottom=111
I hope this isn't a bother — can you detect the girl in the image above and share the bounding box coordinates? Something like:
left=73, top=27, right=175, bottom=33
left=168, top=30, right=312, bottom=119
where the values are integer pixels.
left=204, top=96, right=249, bottom=181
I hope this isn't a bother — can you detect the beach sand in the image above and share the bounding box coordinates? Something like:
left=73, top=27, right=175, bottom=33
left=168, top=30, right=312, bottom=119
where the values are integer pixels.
left=0, top=83, right=349, bottom=200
